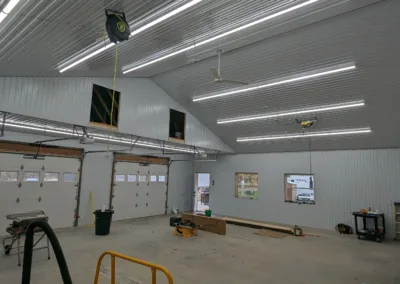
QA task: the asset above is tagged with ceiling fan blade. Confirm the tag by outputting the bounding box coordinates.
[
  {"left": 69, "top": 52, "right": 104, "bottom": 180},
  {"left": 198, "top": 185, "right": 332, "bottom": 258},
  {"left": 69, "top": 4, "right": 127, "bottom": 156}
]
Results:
[
  {"left": 221, "top": 79, "right": 249, "bottom": 85},
  {"left": 210, "top": 67, "right": 222, "bottom": 80}
]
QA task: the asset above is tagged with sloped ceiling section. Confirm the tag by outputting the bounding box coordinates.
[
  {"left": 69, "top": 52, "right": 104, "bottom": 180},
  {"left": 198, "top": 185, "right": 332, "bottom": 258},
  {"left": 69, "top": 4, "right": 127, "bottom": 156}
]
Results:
[
  {"left": 153, "top": 0, "right": 400, "bottom": 153},
  {"left": 0, "top": 0, "right": 379, "bottom": 77}
]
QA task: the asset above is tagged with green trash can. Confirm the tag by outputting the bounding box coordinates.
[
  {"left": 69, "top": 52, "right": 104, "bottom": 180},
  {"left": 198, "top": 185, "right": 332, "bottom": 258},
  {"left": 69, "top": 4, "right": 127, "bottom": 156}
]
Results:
[{"left": 94, "top": 210, "right": 114, "bottom": 235}]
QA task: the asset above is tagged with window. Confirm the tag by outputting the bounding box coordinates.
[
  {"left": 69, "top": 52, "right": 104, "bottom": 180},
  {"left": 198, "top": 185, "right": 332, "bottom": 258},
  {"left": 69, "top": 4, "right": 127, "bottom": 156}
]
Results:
[
  {"left": 115, "top": 174, "right": 126, "bottom": 182},
  {"left": 23, "top": 172, "right": 40, "bottom": 182},
  {"left": 0, "top": 171, "right": 18, "bottom": 182},
  {"left": 169, "top": 109, "right": 185, "bottom": 141},
  {"left": 158, "top": 175, "right": 166, "bottom": 182},
  {"left": 198, "top": 173, "right": 210, "bottom": 187},
  {"left": 284, "top": 174, "right": 315, "bottom": 204},
  {"left": 139, "top": 175, "right": 147, "bottom": 182},
  {"left": 63, "top": 173, "right": 77, "bottom": 182},
  {"left": 127, "top": 175, "right": 137, "bottom": 182},
  {"left": 44, "top": 172, "right": 59, "bottom": 182},
  {"left": 235, "top": 173, "right": 258, "bottom": 200},
  {"left": 90, "top": 84, "right": 120, "bottom": 129},
  {"left": 150, "top": 175, "right": 157, "bottom": 182}
]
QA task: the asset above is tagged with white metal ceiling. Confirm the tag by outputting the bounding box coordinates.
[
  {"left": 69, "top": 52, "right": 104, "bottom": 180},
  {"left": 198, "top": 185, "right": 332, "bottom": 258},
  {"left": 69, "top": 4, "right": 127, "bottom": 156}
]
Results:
[
  {"left": 0, "top": 0, "right": 372, "bottom": 77},
  {"left": 153, "top": 0, "right": 400, "bottom": 153},
  {"left": 0, "top": 0, "right": 398, "bottom": 153}
]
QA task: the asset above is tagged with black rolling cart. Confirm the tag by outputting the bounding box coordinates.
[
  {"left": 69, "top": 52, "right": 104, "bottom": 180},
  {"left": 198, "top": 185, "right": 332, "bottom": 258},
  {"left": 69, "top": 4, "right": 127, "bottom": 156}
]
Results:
[{"left": 352, "top": 212, "right": 385, "bottom": 242}]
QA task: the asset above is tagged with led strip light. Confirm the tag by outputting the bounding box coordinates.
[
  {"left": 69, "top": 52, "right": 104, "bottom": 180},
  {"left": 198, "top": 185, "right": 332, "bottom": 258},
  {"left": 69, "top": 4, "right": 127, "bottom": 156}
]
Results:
[
  {"left": 218, "top": 100, "right": 364, "bottom": 124},
  {"left": 193, "top": 64, "right": 356, "bottom": 102},
  {"left": 237, "top": 128, "right": 371, "bottom": 142},
  {"left": 58, "top": 0, "right": 203, "bottom": 73},
  {"left": 122, "top": 0, "right": 320, "bottom": 74},
  {"left": 0, "top": 0, "right": 21, "bottom": 23}
]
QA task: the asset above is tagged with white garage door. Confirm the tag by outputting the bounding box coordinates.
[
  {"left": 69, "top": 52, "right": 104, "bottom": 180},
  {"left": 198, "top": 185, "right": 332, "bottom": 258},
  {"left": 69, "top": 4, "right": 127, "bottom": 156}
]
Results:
[
  {"left": 0, "top": 153, "right": 80, "bottom": 235},
  {"left": 112, "top": 162, "right": 168, "bottom": 221}
]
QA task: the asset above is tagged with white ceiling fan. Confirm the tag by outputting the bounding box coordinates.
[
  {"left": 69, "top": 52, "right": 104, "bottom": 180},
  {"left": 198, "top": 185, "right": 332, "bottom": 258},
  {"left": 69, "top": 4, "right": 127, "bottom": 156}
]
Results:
[{"left": 197, "top": 50, "right": 248, "bottom": 88}]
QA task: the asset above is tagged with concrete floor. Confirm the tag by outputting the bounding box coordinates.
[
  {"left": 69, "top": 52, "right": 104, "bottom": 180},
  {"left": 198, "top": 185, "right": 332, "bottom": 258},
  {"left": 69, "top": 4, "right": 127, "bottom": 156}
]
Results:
[{"left": 1, "top": 216, "right": 400, "bottom": 284}]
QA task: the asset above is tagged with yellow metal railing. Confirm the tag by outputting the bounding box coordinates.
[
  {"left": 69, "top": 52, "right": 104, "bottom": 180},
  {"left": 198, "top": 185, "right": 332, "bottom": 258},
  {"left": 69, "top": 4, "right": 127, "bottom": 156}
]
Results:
[{"left": 93, "top": 251, "right": 174, "bottom": 284}]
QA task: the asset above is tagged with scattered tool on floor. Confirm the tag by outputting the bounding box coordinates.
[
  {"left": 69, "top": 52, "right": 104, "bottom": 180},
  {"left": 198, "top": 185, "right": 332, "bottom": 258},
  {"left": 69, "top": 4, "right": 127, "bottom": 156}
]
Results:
[
  {"left": 335, "top": 223, "right": 353, "bottom": 234},
  {"left": 174, "top": 219, "right": 198, "bottom": 237},
  {"left": 2, "top": 210, "right": 50, "bottom": 266}
]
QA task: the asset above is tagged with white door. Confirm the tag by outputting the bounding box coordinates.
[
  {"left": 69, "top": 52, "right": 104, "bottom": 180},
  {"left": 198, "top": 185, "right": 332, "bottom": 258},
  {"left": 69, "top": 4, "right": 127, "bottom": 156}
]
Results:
[
  {"left": 112, "top": 162, "right": 168, "bottom": 221},
  {"left": 0, "top": 153, "right": 80, "bottom": 236}
]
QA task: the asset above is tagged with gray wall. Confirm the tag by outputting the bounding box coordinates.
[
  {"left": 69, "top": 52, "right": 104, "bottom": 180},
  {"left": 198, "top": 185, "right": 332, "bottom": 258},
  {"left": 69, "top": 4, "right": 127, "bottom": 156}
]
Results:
[
  {"left": 0, "top": 76, "right": 232, "bottom": 152},
  {"left": 194, "top": 149, "right": 400, "bottom": 236},
  {"left": 1, "top": 131, "right": 194, "bottom": 226}
]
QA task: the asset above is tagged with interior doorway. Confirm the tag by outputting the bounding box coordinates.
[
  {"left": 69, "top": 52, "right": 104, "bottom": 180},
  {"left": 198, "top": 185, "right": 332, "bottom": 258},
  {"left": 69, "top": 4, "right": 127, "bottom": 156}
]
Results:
[{"left": 194, "top": 173, "right": 210, "bottom": 212}]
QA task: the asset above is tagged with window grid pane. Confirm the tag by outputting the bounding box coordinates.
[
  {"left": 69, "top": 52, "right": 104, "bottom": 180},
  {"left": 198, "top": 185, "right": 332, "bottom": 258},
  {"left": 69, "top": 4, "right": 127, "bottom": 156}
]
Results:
[
  {"left": 158, "top": 175, "right": 166, "bottom": 182},
  {"left": 284, "top": 174, "right": 315, "bottom": 204},
  {"left": 150, "top": 175, "right": 157, "bottom": 182},
  {"left": 0, "top": 171, "right": 18, "bottom": 182},
  {"left": 23, "top": 172, "right": 40, "bottom": 182},
  {"left": 128, "top": 175, "right": 137, "bottom": 182},
  {"left": 139, "top": 175, "right": 147, "bottom": 182},
  {"left": 63, "top": 173, "right": 77, "bottom": 182},
  {"left": 235, "top": 173, "right": 259, "bottom": 200},
  {"left": 115, "top": 174, "right": 126, "bottom": 182},
  {"left": 44, "top": 172, "right": 59, "bottom": 182}
]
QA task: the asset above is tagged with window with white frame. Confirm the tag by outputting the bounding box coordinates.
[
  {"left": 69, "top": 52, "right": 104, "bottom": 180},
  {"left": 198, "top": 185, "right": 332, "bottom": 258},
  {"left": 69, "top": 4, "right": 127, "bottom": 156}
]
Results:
[
  {"left": 158, "top": 175, "right": 166, "bottom": 182},
  {"left": 0, "top": 171, "right": 18, "bottom": 182},
  {"left": 63, "top": 173, "right": 77, "bottom": 182},
  {"left": 284, "top": 174, "right": 315, "bottom": 204},
  {"left": 44, "top": 172, "right": 59, "bottom": 182},
  {"left": 23, "top": 172, "right": 40, "bottom": 182},
  {"left": 127, "top": 175, "right": 137, "bottom": 182},
  {"left": 115, "top": 174, "right": 126, "bottom": 182},
  {"left": 235, "top": 173, "right": 258, "bottom": 200},
  {"left": 139, "top": 175, "right": 147, "bottom": 182},
  {"left": 150, "top": 175, "right": 157, "bottom": 182}
]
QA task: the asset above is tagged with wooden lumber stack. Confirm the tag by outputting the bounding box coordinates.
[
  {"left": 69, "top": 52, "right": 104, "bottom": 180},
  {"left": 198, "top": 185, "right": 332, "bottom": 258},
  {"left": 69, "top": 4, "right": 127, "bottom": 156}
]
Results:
[{"left": 181, "top": 213, "right": 226, "bottom": 235}]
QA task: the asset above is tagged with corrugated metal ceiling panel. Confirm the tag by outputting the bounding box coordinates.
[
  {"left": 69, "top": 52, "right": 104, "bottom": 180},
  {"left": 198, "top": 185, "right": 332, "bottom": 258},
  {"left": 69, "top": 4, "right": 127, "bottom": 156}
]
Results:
[
  {"left": 153, "top": 0, "right": 400, "bottom": 153},
  {"left": 0, "top": 0, "right": 370, "bottom": 77}
]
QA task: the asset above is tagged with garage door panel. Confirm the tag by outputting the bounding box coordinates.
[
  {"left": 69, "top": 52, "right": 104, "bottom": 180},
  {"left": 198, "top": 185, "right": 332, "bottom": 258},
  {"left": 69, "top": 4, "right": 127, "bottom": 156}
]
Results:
[
  {"left": 0, "top": 153, "right": 80, "bottom": 235},
  {"left": 112, "top": 161, "right": 167, "bottom": 221}
]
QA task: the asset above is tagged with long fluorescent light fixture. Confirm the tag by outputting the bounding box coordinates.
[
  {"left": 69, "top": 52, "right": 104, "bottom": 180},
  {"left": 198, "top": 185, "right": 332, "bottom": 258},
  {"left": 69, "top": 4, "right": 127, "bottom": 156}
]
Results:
[
  {"left": 194, "top": 63, "right": 356, "bottom": 102},
  {"left": 218, "top": 100, "right": 364, "bottom": 124},
  {"left": 58, "top": 0, "right": 203, "bottom": 73},
  {"left": 237, "top": 128, "right": 371, "bottom": 142},
  {"left": 0, "top": 0, "right": 21, "bottom": 24},
  {"left": 2, "top": 122, "right": 200, "bottom": 153},
  {"left": 122, "top": 0, "right": 320, "bottom": 74}
]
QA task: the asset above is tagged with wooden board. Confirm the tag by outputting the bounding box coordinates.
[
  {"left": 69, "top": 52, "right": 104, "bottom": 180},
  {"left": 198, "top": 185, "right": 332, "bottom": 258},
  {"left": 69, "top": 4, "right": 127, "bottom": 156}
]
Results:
[
  {"left": 223, "top": 217, "right": 294, "bottom": 234},
  {"left": 181, "top": 213, "right": 226, "bottom": 235},
  {"left": 0, "top": 141, "right": 83, "bottom": 158}
]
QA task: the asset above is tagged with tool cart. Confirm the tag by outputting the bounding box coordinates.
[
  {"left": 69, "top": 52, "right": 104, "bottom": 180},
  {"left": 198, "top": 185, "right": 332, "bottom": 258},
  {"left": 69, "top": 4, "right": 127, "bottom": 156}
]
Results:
[{"left": 352, "top": 211, "right": 386, "bottom": 242}]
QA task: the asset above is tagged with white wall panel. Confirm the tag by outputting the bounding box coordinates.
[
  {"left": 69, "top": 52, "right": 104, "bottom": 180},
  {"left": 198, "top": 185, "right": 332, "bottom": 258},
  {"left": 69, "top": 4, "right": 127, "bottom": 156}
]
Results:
[
  {"left": 0, "top": 76, "right": 232, "bottom": 152},
  {"left": 194, "top": 149, "right": 400, "bottom": 236}
]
